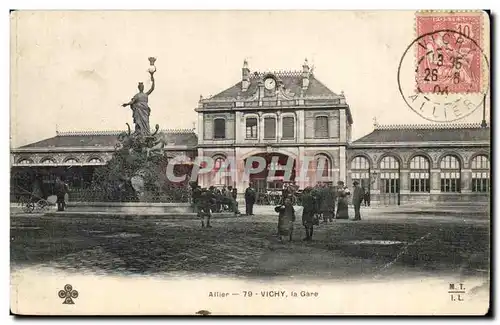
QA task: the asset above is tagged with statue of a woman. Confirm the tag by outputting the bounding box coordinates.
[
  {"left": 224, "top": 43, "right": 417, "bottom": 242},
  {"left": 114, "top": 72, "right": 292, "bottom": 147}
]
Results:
[{"left": 122, "top": 71, "right": 155, "bottom": 136}]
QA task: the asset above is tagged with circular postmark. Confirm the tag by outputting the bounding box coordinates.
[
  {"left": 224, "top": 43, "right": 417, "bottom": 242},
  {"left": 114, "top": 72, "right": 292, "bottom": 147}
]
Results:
[{"left": 398, "top": 29, "right": 489, "bottom": 122}]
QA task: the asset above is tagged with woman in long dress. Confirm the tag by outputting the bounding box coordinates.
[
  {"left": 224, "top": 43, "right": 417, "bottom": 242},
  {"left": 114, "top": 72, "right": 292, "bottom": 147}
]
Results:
[
  {"left": 122, "top": 72, "right": 155, "bottom": 136},
  {"left": 336, "top": 181, "right": 351, "bottom": 219},
  {"left": 275, "top": 196, "right": 295, "bottom": 242}
]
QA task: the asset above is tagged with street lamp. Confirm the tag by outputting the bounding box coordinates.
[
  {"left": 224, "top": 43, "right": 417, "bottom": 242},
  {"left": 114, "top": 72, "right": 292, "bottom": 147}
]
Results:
[{"left": 481, "top": 94, "right": 487, "bottom": 128}]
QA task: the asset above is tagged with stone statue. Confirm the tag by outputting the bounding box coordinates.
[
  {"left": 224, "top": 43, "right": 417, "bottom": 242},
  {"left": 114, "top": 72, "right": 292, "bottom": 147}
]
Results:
[{"left": 122, "top": 61, "right": 156, "bottom": 136}]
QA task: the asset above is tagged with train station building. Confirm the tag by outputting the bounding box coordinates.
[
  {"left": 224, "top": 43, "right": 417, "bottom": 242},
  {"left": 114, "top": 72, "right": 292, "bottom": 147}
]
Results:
[{"left": 10, "top": 60, "right": 490, "bottom": 205}]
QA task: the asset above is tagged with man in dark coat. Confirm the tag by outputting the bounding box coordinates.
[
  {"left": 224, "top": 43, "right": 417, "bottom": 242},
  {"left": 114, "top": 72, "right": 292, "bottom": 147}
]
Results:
[
  {"left": 311, "top": 184, "right": 322, "bottom": 225},
  {"left": 199, "top": 188, "right": 217, "bottom": 228},
  {"left": 244, "top": 183, "right": 256, "bottom": 216},
  {"left": 352, "top": 181, "right": 364, "bottom": 221},
  {"left": 301, "top": 187, "right": 316, "bottom": 241},
  {"left": 324, "top": 184, "right": 337, "bottom": 222},
  {"left": 191, "top": 184, "right": 202, "bottom": 213},
  {"left": 363, "top": 187, "right": 371, "bottom": 207},
  {"left": 319, "top": 183, "right": 332, "bottom": 224},
  {"left": 55, "top": 177, "right": 69, "bottom": 211}
]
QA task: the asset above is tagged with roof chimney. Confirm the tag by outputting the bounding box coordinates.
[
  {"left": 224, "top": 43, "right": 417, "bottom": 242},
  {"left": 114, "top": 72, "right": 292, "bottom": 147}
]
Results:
[
  {"left": 302, "top": 58, "right": 310, "bottom": 90},
  {"left": 242, "top": 59, "right": 250, "bottom": 92}
]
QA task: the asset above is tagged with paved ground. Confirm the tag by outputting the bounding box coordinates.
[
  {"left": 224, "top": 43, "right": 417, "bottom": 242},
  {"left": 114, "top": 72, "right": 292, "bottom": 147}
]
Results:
[{"left": 10, "top": 207, "right": 490, "bottom": 280}]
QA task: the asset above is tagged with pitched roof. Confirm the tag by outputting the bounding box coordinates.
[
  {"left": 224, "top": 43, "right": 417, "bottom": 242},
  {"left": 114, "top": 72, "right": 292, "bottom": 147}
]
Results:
[
  {"left": 209, "top": 71, "right": 339, "bottom": 100},
  {"left": 353, "top": 123, "right": 490, "bottom": 144},
  {"left": 19, "top": 129, "right": 198, "bottom": 149}
]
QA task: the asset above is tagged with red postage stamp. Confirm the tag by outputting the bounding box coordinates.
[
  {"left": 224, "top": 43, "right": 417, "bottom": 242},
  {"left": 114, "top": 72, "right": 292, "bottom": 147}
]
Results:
[{"left": 415, "top": 11, "right": 485, "bottom": 94}]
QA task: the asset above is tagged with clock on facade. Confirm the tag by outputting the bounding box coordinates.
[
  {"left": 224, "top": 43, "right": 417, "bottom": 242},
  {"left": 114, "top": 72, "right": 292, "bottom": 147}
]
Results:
[{"left": 264, "top": 77, "right": 276, "bottom": 90}]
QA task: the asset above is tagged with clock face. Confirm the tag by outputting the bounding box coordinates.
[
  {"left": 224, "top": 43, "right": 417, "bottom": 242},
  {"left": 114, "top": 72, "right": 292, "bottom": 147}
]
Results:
[{"left": 264, "top": 78, "right": 276, "bottom": 90}]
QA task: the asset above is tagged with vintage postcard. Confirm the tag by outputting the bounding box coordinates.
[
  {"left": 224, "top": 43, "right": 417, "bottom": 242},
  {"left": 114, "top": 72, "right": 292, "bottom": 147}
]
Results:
[{"left": 10, "top": 10, "right": 490, "bottom": 315}]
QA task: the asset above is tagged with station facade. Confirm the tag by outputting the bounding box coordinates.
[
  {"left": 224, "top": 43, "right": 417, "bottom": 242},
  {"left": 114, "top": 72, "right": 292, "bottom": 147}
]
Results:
[{"left": 10, "top": 60, "right": 490, "bottom": 205}]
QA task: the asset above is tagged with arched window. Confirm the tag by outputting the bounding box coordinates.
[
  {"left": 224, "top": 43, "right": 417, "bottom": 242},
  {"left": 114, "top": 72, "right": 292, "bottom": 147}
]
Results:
[
  {"left": 64, "top": 158, "right": 78, "bottom": 164},
  {"left": 351, "top": 156, "right": 370, "bottom": 170},
  {"left": 245, "top": 117, "right": 258, "bottom": 139},
  {"left": 351, "top": 156, "right": 370, "bottom": 190},
  {"left": 17, "top": 159, "right": 32, "bottom": 164},
  {"left": 213, "top": 156, "right": 229, "bottom": 186},
  {"left": 410, "top": 156, "right": 430, "bottom": 192},
  {"left": 315, "top": 154, "right": 331, "bottom": 182},
  {"left": 440, "top": 155, "right": 461, "bottom": 192},
  {"left": 282, "top": 116, "right": 295, "bottom": 139},
  {"left": 40, "top": 158, "right": 55, "bottom": 164},
  {"left": 471, "top": 155, "right": 490, "bottom": 192},
  {"left": 213, "top": 118, "right": 226, "bottom": 139},
  {"left": 264, "top": 116, "right": 276, "bottom": 139},
  {"left": 380, "top": 156, "right": 399, "bottom": 169},
  {"left": 88, "top": 158, "right": 102, "bottom": 164},
  {"left": 379, "top": 156, "right": 400, "bottom": 201},
  {"left": 314, "top": 116, "right": 329, "bottom": 138}
]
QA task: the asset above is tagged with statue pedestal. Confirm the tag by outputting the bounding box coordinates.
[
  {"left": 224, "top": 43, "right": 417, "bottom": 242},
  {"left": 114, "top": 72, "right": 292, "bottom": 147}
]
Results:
[{"left": 89, "top": 124, "right": 187, "bottom": 203}]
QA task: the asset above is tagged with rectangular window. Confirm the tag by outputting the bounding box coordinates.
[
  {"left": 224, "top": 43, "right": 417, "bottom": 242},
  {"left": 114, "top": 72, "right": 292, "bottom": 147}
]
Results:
[
  {"left": 264, "top": 117, "right": 276, "bottom": 139},
  {"left": 472, "top": 172, "right": 490, "bottom": 192},
  {"left": 381, "top": 179, "right": 400, "bottom": 193},
  {"left": 282, "top": 116, "right": 294, "bottom": 139},
  {"left": 245, "top": 118, "right": 258, "bottom": 139},
  {"left": 410, "top": 172, "right": 430, "bottom": 192},
  {"left": 213, "top": 119, "right": 226, "bottom": 139},
  {"left": 314, "top": 116, "right": 329, "bottom": 138},
  {"left": 440, "top": 172, "right": 461, "bottom": 193},
  {"left": 410, "top": 178, "right": 430, "bottom": 192}
]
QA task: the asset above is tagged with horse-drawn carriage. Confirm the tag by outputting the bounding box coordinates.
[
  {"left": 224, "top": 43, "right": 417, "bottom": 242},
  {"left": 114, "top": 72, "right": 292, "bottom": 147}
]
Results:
[{"left": 15, "top": 187, "right": 56, "bottom": 213}]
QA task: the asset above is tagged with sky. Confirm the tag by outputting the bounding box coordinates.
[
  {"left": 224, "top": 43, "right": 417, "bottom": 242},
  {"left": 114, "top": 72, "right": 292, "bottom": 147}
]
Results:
[{"left": 10, "top": 10, "right": 490, "bottom": 148}]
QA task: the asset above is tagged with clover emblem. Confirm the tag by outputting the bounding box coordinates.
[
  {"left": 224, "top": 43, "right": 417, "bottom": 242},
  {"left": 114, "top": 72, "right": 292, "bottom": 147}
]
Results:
[{"left": 58, "top": 284, "right": 79, "bottom": 304}]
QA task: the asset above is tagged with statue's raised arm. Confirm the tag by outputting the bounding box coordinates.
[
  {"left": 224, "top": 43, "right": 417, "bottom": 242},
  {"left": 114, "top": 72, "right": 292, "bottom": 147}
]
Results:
[{"left": 146, "top": 72, "right": 155, "bottom": 95}]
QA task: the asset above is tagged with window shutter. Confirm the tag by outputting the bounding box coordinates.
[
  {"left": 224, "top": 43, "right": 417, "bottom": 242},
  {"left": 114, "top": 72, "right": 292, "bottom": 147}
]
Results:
[
  {"left": 282, "top": 117, "right": 294, "bottom": 139},
  {"left": 214, "top": 119, "right": 226, "bottom": 139},
  {"left": 264, "top": 117, "right": 276, "bottom": 139}
]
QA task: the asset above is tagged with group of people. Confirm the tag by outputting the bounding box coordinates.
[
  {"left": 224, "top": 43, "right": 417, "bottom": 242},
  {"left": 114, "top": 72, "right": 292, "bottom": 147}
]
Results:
[
  {"left": 191, "top": 180, "right": 367, "bottom": 236},
  {"left": 190, "top": 183, "right": 241, "bottom": 228},
  {"left": 276, "top": 181, "right": 366, "bottom": 242}
]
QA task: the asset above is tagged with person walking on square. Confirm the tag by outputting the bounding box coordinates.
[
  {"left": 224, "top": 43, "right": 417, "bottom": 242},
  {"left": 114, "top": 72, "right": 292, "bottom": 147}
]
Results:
[
  {"left": 208, "top": 186, "right": 218, "bottom": 213},
  {"left": 319, "top": 183, "right": 331, "bottom": 224},
  {"left": 199, "top": 188, "right": 216, "bottom": 228},
  {"left": 301, "top": 187, "right": 316, "bottom": 241},
  {"left": 352, "top": 181, "right": 364, "bottom": 221},
  {"left": 364, "top": 187, "right": 371, "bottom": 207},
  {"left": 336, "top": 181, "right": 350, "bottom": 219},
  {"left": 324, "top": 183, "right": 337, "bottom": 222},
  {"left": 215, "top": 188, "right": 223, "bottom": 212},
  {"left": 244, "top": 183, "right": 256, "bottom": 216},
  {"left": 55, "top": 177, "right": 69, "bottom": 212},
  {"left": 311, "top": 184, "right": 322, "bottom": 225},
  {"left": 275, "top": 196, "right": 296, "bottom": 243},
  {"left": 191, "top": 184, "right": 202, "bottom": 213}
]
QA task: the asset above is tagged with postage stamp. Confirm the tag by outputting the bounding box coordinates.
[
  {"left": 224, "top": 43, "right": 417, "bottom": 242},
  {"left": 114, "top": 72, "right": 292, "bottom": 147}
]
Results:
[
  {"left": 397, "top": 11, "right": 490, "bottom": 122},
  {"left": 414, "top": 11, "right": 484, "bottom": 94}
]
